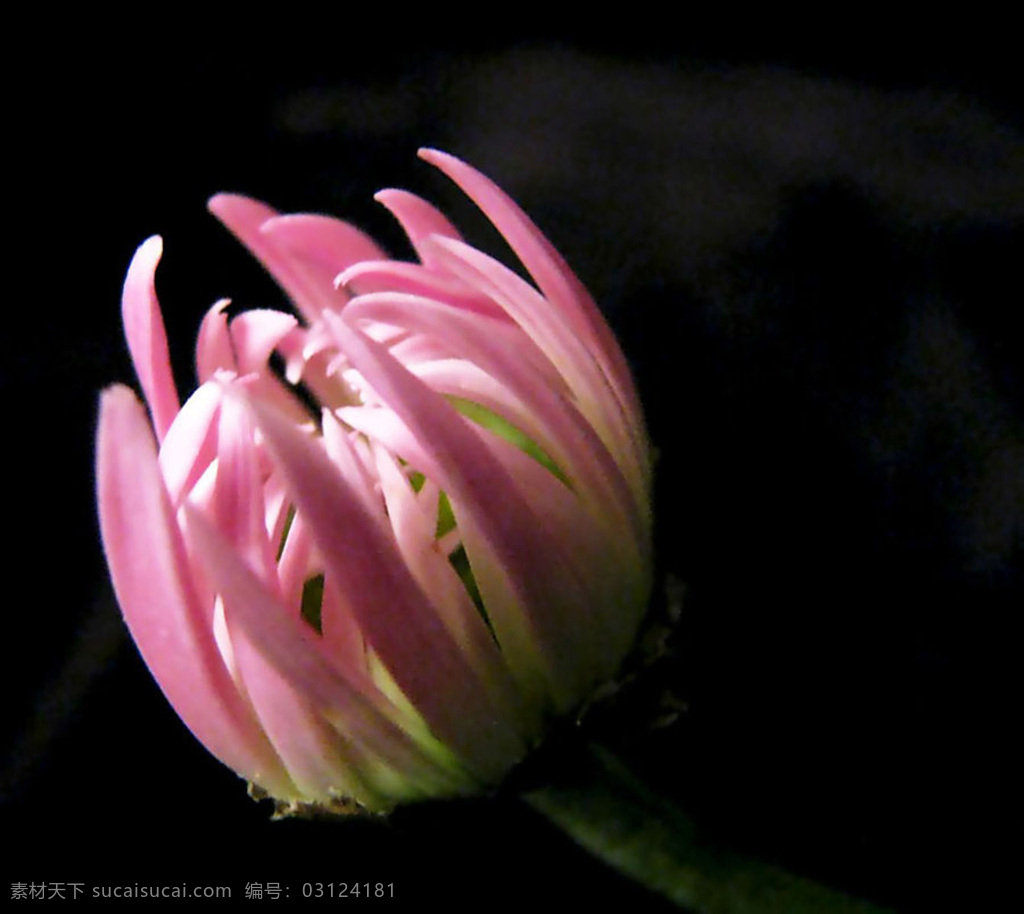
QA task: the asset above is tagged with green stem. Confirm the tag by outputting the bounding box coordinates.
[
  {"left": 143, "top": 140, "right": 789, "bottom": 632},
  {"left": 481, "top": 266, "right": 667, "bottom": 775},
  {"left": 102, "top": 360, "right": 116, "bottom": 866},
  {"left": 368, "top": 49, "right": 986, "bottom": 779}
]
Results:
[{"left": 523, "top": 744, "right": 894, "bottom": 914}]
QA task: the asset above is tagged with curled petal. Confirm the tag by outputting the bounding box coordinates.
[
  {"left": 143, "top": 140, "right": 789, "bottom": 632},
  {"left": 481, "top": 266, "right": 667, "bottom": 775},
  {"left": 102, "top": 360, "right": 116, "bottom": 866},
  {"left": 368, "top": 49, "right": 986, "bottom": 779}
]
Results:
[
  {"left": 424, "top": 233, "right": 650, "bottom": 512},
  {"left": 344, "top": 291, "right": 644, "bottom": 542},
  {"left": 196, "top": 299, "right": 236, "bottom": 381},
  {"left": 121, "top": 237, "right": 180, "bottom": 441},
  {"left": 374, "top": 188, "right": 463, "bottom": 268},
  {"left": 212, "top": 390, "right": 277, "bottom": 583},
  {"left": 185, "top": 505, "right": 476, "bottom": 804},
  {"left": 229, "top": 309, "right": 298, "bottom": 374},
  {"left": 210, "top": 192, "right": 387, "bottom": 324},
  {"left": 324, "top": 312, "right": 610, "bottom": 709},
  {"left": 419, "top": 148, "right": 642, "bottom": 423},
  {"left": 259, "top": 213, "right": 387, "bottom": 316},
  {"left": 158, "top": 381, "right": 223, "bottom": 506},
  {"left": 372, "top": 443, "right": 535, "bottom": 735},
  {"left": 337, "top": 259, "right": 506, "bottom": 319},
  {"left": 97, "top": 386, "right": 293, "bottom": 796},
  {"left": 241, "top": 387, "right": 529, "bottom": 780}
]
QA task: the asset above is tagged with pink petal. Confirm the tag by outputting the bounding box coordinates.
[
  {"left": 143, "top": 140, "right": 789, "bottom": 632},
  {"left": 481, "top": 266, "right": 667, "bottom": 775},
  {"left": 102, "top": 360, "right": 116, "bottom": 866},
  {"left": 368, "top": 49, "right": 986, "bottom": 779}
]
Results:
[
  {"left": 372, "top": 444, "right": 534, "bottom": 733},
  {"left": 334, "top": 405, "right": 437, "bottom": 477},
  {"left": 385, "top": 333, "right": 452, "bottom": 369},
  {"left": 338, "top": 394, "right": 646, "bottom": 673},
  {"left": 320, "top": 409, "right": 385, "bottom": 522},
  {"left": 425, "top": 233, "right": 651, "bottom": 509},
  {"left": 96, "top": 385, "right": 293, "bottom": 796},
  {"left": 209, "top": 196, "right": 373, "bottom": 324},
  {"left": 226, "top": 622, "right": 375, "bottom": 804},
  {"left": 422, "top": 234, "right": 607, "bottom": 400},
  {"left": 475, "top": 427, "right": 649, "bottom": 675},
  {"left": 274, "top": 508, "right": 368, "bottom": 680},
  {"left": 228, "top": 309, "right": 298, "bottom": 374},
  {"left": 261, "top": 469, "right": 291, "bottom": 547},
  {"left": 212, "top": 391, "right": 277, "bottom": 584},
  {"left": 336, "top": 259, "right": 507, "bottom": 319},
  {"left": 158, "top": 380, "right": 223, "bottom": 506},
  {"left": 259, "top": 210, "right": 386, "bottom": 320},
  {"left": 275, "top": 330, "right": 357, "bottom": 413},
  {"left": 185, "top": 504, "right": 476, "bottom": 800},
  {"left": 346, "top": 290, "right": 562, "bottom": 387},
  {"left": 344, "top": 291, "right": 643, "bottom": 541},
  {"left": 120, "top": 237, "right": 180, "bottom": 442},
  {"left": 196, "top": 299, "right": 237, "bottom": 382},
  {"left": 241, "top": 388, "right": 528, "bottom": 780},
  {"left": 374, "top": 188, "right": 463, "bottom": 269},
  {"left": 419, "top": 148, "right": 642, "bottom": 428},
  {"left": 323, "top": 312, "right": 603, "bottom": 710}
]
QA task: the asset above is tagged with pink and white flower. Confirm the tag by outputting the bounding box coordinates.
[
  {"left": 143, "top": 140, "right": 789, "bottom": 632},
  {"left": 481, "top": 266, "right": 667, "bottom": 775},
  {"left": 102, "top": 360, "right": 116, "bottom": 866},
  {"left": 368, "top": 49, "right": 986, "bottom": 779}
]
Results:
[{"left": 97, "top": 150, "right": 652, "bottom": 812}]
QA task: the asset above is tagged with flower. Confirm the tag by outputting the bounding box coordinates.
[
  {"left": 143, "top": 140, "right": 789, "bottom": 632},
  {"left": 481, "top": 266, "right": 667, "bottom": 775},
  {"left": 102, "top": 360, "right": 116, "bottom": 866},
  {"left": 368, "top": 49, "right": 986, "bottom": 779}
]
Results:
[{"left": 97, "top": 149, "right": 653, "bottom": 813}]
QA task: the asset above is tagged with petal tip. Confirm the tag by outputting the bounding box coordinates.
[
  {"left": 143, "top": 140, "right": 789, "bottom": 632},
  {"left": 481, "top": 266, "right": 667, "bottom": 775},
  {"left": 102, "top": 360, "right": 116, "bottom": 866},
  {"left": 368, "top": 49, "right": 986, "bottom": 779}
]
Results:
[
  {"left": 207, "top": 192, "right": 241, "bottom": 214},
  {"left": 207, "top": 193, "right": 278, "bottom": 228},
  {"left": 98, "top": 383, "right": 145, "bottom": 423},
  {"left": 138, "top": 234, "right": 164, "bottom": 259},
  {"left": 125, "top": 235, "right": 164, "bottom": 286}
]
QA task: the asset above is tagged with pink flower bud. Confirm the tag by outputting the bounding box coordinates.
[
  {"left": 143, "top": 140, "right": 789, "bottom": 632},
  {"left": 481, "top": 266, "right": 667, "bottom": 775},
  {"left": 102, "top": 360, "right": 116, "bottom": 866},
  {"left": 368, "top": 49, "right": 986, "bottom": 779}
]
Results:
[{"left": 97, "top": 150, "right": 653, "bottom": 812}]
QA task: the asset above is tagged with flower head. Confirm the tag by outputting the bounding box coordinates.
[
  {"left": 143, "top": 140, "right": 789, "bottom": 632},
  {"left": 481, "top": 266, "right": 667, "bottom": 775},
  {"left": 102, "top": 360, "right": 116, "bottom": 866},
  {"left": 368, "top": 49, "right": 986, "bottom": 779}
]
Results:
[{"left": 97, "top": 150, "right": 652, "bottom": 812}]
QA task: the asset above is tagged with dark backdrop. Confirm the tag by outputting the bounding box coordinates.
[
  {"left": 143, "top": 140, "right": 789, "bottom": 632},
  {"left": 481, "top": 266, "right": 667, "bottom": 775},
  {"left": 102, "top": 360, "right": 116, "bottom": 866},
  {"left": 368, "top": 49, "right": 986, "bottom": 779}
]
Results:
[{"left": 4, "top": 35, "right": 1020, "bottom": 912}]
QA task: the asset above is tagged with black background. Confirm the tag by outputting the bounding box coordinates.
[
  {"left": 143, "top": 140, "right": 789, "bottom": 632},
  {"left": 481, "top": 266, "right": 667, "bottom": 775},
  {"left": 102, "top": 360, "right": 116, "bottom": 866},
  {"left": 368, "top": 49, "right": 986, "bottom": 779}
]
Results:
[{"left": 4, "top": 31, "right": 1020, "bottom": 912}]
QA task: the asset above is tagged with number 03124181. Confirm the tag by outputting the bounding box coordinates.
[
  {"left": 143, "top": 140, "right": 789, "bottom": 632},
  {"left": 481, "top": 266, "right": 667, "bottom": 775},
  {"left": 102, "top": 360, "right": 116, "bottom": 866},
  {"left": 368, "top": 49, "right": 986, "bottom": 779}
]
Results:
[{"left": 301, "top": 883, "right": 394, "bottom": 899}]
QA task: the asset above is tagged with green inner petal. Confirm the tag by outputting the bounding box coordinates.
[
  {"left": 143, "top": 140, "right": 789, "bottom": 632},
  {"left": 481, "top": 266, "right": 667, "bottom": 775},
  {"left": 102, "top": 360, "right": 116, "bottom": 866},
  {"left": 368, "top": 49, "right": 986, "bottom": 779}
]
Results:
[
  {"left": 447, "top": 396, "right": 570, "bottom": 487},
  {"left": 448, "top": 543, "right": 489, "bottom": 623},
  {"left": 436, "top": 490, "right": 457, "bottom": 539},
  {"left": 365, "top": 651, "right": 481, "bottom": 793},
  {"left": 276, "top": 504, "right": 297, "bottom": 561},
  {"left": 300, "top": 573, "right": 325, "bottom": 634}
]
